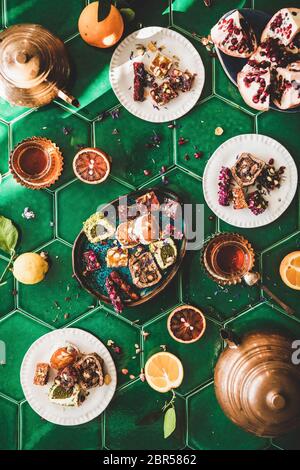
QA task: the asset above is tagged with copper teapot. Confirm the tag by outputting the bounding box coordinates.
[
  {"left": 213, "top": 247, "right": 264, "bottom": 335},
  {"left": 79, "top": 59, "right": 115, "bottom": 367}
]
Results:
[
  {"left": 0, "top": 24, "right": 79, "bottom": 108},
  {"left": 214, "top": 329, "right": 300, "bottom": 437}
]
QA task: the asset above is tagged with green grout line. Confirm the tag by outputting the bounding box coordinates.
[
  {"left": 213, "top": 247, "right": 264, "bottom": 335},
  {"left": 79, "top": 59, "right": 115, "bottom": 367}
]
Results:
[
  {"left": 18, "top": 402, "right": 22, "bottom": 450},
  {"left": 9, "top": 107, "right": 37, "bottom": 126},
  {"left": 62, "top": 305, "right": 102, "bottom": 328},
  {"left": 53, "top": 99, "right": 94, "bottom": 123},
  {"left": 17, "top": 307, "right": 56, "bottom": 330},
  {"left": 270, "top": 440, "right": 284, "bottom": 450},
  {"left": 0, "top": 391, "right": 19, "bottom": 404},
  {"left": 260, "top": 230, "right": 300, "bottom": 255},
  {"left": 108, "top": 173, "right": 136, "bottom": 191},
  {"left": 173, "top": 120, "right": 177, "bottom": 165},
  {"left": 63, "top": 31, "right": 80, "bottom": 44},
  {"left": 55, "top": 236, "right": 73, "bottom": 248},
  {"left": 98, "top": 303, "right": 143, "bottom": 330},
  {"left": 168, "top": 0, "right": 173, "bottom": 27},
  {"left": 91, "top": 120, "right": 96, "bottom": 147},
  {"left": 214, "top": 92, "right": 257, "bottom": 117},
  {"left": 185, "top": 379, "right": 214, "bottom": 400}
]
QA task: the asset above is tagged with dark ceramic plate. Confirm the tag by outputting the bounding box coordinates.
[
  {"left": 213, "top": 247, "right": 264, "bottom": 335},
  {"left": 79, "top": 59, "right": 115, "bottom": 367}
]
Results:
[
  {"left": 73, "top": 188, "right": 186, "bottom": 307},
  {"left": 216, "top": 8, "right": 300, "bottom": 113}
]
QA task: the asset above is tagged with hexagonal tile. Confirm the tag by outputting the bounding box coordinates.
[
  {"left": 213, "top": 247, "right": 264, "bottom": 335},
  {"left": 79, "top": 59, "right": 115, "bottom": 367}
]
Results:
[
  {"left": 0, "top": 121, "right": 9, "bottom": 174},
  {"left": 253, "top": 1, "right": 300, "bottom": 14},
  {"left": 187, "top": 383, "right": 267, "bottom": 450},
  {"left": 214, "top": 61, "right": 257, "bottom": 114},
  {"left": 257, "top": 110, "right": 300, "bottom": 172},
  {"left": 143, "top": 310, "right": 222, "bottom": 395},
  {"left": 0, "top": 258, "right": 15, "bottom": 318},
  {"left": 176, "top": 98, "right": 254, "bottom": 177},
  {"left": 56, "top": 177, "right": 129, "bottom": 244},
  {"left": 20, "top": 401, "right": 102, "bottom": 450},
  {"left": 261, "top": 233, "right": 300, "bottom": 319},
  {"left": 72, "top": 308, "right": 141, "bottom": 388},
  {"left": 65, "top": 35, "right": 118, "bottom": 120},
  {"left": 182, "top": 249, "right": 261, "bottom": 322},
  {"left": 171, "top": 0, "right": 251, "bottom": 37},
  {"left": 224, "top": 301, "right": 300, "bottom": 337},
  {"left": 6, "top": 0, "right": 85, "bottom": 40},
  {"left": 0, "top": 311, "right": 50, "bottom": 400},
  {"left": 18, "top": 240, "right": 93, "bottom": 327},
  {"left": 0, "top": 397, "right": 18, "bottom": 450},
  {"left": 95, "top": 108, "right": 174, "bottom": 187},
  {"left": 0, "top": 98, "right": 29, "bottom": 124},
  {"left": 105, "top": 380, "right": 186, "bottom": 450},
  {"left": 11, "top": 104, "right": 91, "bottom": 187},
  {"left": 219, "top": 194, "right": 299, "bottom": 252},
  {"left": 0, "top": 175, "right": 54, "bottom": 252}
]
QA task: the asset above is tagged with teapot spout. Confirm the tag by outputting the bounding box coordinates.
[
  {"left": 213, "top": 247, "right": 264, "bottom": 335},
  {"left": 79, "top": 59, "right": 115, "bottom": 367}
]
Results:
[
  {"left": 220, "top": 328, "right": 240, "bottom": 349},
  {"left": 57, "top": 88, "right": 80, "bottom": 108}
]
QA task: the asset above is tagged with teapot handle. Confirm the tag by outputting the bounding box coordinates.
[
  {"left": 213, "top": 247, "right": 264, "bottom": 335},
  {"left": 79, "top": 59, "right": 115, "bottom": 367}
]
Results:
[{"left": 56, "top": 89, "right": 80, "bottom": 108}]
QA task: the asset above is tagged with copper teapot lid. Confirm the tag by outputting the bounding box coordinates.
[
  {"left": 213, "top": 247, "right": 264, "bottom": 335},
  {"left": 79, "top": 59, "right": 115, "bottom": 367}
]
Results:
[
  {"left": 0, "top": 24, "right": 70, "bottom": 107},
  {"left": 214, "top": 330, "right": 300, "bottom": 437}
]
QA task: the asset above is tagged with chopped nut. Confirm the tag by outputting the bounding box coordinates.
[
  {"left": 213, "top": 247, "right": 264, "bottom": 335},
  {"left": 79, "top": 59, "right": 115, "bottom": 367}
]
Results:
[
  {"left": 147, "top": 41, "right": 157, "bottom": 52},
  {"left": 215, "top": 127, "right": 224, "bottom": 136},
  {"left": 121, "top": 368, "right": 128, "bottom": 375},
  {"left": 104, "top": 374, "right": 112, "bottom": 385}
]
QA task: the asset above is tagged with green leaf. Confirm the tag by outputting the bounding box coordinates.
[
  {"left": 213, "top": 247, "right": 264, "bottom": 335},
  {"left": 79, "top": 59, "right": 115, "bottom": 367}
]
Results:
[
  {"left": 0, "top": 215, "right": 18, "bottom": 254},
  {"left": 120, "top": 7, "right": 135, "bottom": 23},
  {"left": 163, "top": 406, "right": 176, "bottom": 439}
]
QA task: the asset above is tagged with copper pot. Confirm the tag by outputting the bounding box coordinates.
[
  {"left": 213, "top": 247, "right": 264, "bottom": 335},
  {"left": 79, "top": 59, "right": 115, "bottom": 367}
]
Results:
[
  {"left": 0, "top": 24, "right": 79, "bottom": 108},
  {"left": 214, "top": 329, "right": 300, "bottom": 437}
]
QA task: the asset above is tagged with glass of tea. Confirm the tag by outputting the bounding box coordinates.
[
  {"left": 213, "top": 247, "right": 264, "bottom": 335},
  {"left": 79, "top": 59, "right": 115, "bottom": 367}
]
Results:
[
  {"left": 16, "top": 143, "right": 51, "bottom": 181},
  {"left": 9, "top": 137, "right": 63, "bottom": 189},
  {"left": 202, "top": 233, "right": 256, "bottom": 286}
]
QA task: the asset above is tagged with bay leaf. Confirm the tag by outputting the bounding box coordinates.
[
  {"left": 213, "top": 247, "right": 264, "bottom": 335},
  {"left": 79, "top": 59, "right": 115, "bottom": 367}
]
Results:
[
  {"left": 0, "top": 216, "right": 18, "bottom": 254},
  {"left": 163, "top": 406, "right": 176, "bottom": 439}
]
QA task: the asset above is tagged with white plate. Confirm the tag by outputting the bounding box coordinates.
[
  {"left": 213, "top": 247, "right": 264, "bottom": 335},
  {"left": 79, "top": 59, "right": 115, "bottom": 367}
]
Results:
[
  {"left": 20, "top": 328, "right": 117, "bottom": 426},
  {"left": 203, "top": 134, "right": 298, "bottom": 228},
  {"left": 110, "top": 26, "right": 205, "bottom": 122}
]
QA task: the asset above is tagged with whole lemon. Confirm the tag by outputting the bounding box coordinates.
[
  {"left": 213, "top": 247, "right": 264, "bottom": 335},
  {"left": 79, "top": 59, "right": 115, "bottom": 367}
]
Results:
[{"left": 13, "top": 253, "right": 49, "bottom": 285}]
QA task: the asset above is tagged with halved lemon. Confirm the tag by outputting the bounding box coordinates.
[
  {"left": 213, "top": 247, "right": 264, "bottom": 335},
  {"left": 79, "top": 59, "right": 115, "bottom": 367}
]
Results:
[
  {"left": 144, "top": 352, "right": 184, "bottom": 393},
  {"left": 279, "top": 251, "right": 300, "bottom": 290}
]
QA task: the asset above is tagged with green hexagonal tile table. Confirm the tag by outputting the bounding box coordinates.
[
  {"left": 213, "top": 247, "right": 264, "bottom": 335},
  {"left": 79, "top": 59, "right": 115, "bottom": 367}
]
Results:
[{"left": 0, "top": 0, "right": 300, "bottom": 452}]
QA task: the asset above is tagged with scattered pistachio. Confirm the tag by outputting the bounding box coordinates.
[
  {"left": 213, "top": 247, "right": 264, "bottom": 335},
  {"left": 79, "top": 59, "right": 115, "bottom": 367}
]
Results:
[
  {"left": 107, "top": 339, "right": 114, "bottom": 347},
  {"left": 160, "top": 344, "right": 167, "bottom": 352}
]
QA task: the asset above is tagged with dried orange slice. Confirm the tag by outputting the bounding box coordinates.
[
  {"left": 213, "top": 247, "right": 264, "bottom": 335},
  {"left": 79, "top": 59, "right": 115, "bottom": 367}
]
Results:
[
  {"left": 144, "top": 352, "right": 184, "bottom": 393},
  {"left": 279, "top": 251, "right": 300, "bottom": 290},
  {"left": 73, "top": 147, "right": 110, "bottom": 184}
]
